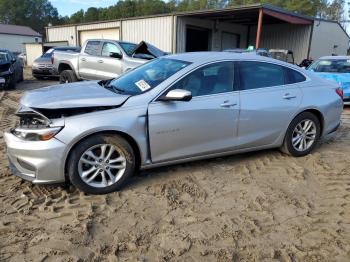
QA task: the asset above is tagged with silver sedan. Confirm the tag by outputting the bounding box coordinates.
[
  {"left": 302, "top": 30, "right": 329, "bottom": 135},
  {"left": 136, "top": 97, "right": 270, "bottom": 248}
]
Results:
[{"left": 5, "top": 52, "right": 343, "bottom": 194}]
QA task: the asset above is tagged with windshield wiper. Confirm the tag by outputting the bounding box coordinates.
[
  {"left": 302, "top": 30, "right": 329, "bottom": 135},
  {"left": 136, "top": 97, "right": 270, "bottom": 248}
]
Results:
[{"left": 98, "top": 80, "right": 125, "bottom": 94}]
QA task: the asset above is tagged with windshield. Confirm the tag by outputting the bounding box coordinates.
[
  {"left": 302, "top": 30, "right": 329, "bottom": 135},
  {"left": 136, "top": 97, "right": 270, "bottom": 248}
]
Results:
[
  {"left": 308, "top": 59, "right": 350, "bottom": 73},
  {"left": 104, "top": 58, "right": 190, "bottom": 95},
  {"left": 119, "top": 42, "right": 137, "bottom": 56},
  {"left": 0, "top": 52, "right": 8, "bottom": 62}
]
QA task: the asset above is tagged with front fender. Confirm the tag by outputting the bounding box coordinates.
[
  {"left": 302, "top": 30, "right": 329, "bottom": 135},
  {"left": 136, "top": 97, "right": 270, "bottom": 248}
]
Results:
[{"left": 54, "top": 106, "right": 149, "bottom": 176}]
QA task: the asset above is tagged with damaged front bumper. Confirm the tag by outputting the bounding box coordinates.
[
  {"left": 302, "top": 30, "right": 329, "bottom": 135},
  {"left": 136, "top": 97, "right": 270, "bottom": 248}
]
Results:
[{"left": 4, "top": 131, "right": 67, "bottom": 184}]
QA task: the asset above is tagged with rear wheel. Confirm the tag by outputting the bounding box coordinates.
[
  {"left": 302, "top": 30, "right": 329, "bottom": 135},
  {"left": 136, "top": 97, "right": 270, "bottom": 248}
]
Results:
[
  {"left": 59, "top": 70, "right": 77, "bottom": 84},
  {"left": 67, "top": 134, "right": 135, "bottom": 194},
  {"left": 281, "top": 112, "right": 321, "bottom": 157}
]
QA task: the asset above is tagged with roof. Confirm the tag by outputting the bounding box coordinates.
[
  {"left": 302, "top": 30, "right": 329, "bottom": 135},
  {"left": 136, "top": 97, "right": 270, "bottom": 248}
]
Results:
[
  {"left": 319, "top": 56, "right": 350, "bottom": 60},
  {"left": 166, "top": 51, "right": 286, "bottom": 64},
  {"left": 0, "top": 24, "right": 41, "bottom": 37},
  {"left": 46, "top": 3, "right": 315, "bottom": 28}
]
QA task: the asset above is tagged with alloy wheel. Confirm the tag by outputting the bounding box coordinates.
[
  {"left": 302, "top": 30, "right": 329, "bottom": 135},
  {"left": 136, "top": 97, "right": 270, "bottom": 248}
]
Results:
[
  {"left": 78, "top": 144, "right": 127, "bottom": 188},
  {"left": 292, "top": 119, "right": 317, "bottom": 152}
]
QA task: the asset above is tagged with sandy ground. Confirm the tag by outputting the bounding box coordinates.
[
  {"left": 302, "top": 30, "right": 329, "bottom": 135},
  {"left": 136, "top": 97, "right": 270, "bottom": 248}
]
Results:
[{"left": 1, "top": 69, "right": 350, "bottom": 261}]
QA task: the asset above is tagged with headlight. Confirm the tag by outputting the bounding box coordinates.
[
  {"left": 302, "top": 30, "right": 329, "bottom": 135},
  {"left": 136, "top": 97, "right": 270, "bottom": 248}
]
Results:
[
  {"left": 32, "top": 63, "right": 38, "bottom": 68},
  {"left": 12, "top": 126, "right": 63, "bottom": 141}
]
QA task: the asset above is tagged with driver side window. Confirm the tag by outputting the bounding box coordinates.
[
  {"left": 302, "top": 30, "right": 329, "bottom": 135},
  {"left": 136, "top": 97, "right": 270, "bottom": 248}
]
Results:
[
  {"left": 171, "top": 62, "right": 234, "bottom": 97},
  {"left": 102, "top": 42, "right": 121, "bottom": 57}
]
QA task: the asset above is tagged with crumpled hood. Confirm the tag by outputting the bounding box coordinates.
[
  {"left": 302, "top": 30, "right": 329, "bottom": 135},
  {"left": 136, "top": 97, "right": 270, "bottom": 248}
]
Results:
[
  {"left": 313, "top": 72, "right": 350, "bottom": 96},
  {"left": 132, "top": 41, "right": 168, "bottom": 60},
  {"left": 21, "top": 81, "right": 131, "bottom": 109}
]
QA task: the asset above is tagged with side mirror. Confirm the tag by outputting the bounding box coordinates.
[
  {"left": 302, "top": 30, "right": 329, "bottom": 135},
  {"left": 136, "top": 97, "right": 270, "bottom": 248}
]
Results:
[
  {"left": 110, "top": 52, "right": 122, "bottom": 59},
  {"left": 159, "top": 89, "right": 192, "bottom": 102}
]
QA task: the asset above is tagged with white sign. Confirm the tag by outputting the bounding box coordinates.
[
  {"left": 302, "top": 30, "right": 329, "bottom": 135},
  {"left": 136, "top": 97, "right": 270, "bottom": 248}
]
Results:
[{"left": 135, "top": 79, "right": 151, "bottom": 92}]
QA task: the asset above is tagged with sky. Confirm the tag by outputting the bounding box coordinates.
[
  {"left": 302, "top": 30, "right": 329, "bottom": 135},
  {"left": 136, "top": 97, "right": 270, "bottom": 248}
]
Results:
[{"left": 50, "top": 0, "right": 117, "bottom": 17}]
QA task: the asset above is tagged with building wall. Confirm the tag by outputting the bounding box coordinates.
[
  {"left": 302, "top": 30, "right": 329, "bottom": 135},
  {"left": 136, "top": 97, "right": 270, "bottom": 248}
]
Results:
[
  {"left": 47, "top": 18, "right": 174, "bottom": 51},
  {"left": 25, "top": 43, "right": 43, "bottom": 66},
  {"left": 0, "top": 34, "right": 42, "bottom": 53},
  {"left": 249, "top": 24, "right": 312, "bottom": 64},
  {"left": 47, "top": 26, "right": 76, "bottom": 45},
  {"left": 176, "top": 17, "right": 248, "bottom": 53},
  {"left": 310, "top": 20, "right": 349, "bottom": 60},
  {"left": 122, "top": 16, "right": 174, "bottom": 52}
]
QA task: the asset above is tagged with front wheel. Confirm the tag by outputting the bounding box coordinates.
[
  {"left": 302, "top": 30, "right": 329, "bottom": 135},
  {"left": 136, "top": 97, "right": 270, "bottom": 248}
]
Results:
[
  {"left": 59, "top": 70, "right": 77, "bottom": 84},
  {"left": 281, "top": 112, "right": 321, "bottom": 157},
  {"left": 5, "top": 75, "right": 16, "bottom": 89},
  {"left": 67, "top": 134, "right": 136, "bottom": 194}
]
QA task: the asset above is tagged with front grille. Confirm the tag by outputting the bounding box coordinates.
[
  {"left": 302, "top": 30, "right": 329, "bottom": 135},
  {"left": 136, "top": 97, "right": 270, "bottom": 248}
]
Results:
[{"left": 37, "top": 64, "right": 53, "bottom": 70}]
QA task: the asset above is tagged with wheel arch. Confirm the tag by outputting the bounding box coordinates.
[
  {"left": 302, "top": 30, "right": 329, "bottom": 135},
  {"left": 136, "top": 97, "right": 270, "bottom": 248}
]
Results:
[
  {"left": 58, "top": 62, "right": 74, "bottom": 74},
  {"left": 283, "top": 107, "right": 325, "bottom": 140},
  {"left": 298, "top": 108, "right": 325, "bottom": 135},
  {"left": 63, "top": 130, "right": 142, "bottom": 181}
]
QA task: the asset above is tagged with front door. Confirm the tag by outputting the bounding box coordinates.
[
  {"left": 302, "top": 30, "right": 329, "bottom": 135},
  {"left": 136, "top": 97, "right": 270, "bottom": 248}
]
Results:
[
  {"left": 94, "top": 41, "right": 123, "bottom": 80},
  {"left": 148, "top": 61, "right": 239, "bottom": 163}
]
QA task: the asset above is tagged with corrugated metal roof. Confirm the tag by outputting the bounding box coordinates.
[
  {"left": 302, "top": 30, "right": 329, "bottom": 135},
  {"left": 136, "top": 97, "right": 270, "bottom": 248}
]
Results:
[
  {"left": 0, "top": 24, "right": 41, "bottom": 37},
  {"left": 46, "top": 3, "right": 317, "bottom": 29}
]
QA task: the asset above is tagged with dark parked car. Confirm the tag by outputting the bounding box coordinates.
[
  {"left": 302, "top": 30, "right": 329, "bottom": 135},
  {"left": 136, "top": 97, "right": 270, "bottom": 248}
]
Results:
[
  {"left": 32, "top": 46, "right": 80, "bottom": 79},
  {"left": 0, "top": 49, "right": 23, "bottom": 89}
]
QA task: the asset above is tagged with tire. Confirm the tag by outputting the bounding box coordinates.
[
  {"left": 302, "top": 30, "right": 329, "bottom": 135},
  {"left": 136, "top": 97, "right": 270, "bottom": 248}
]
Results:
[
  {"left": 67, "top": 134, "right": 136, "bottom": 194},
  {"left": 5, "top": 75, "right": 16, "bottom": 90},
  {"left": 281, "top": 112, "right": 321, "bottom": 157},
  {"left": 18, "top": 70, "right": 24, "bottom": 82},
  {"left": 59, "top": 70, "right": 77, "bottom": 84}
]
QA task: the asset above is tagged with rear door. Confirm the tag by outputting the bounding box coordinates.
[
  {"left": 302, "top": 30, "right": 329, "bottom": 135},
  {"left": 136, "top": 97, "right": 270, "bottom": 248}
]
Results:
[
  {"left": 94, "top": 41, "right": 123, "bottom": 80},
  {"left": 78, "top": 40, "right": 101, "bottom": 80},
  {"left": 237, "top": 61, "right": 304, "bottom": 149},
  {"left": 148, "top": 61, "right": 240, "bottom": 163}
]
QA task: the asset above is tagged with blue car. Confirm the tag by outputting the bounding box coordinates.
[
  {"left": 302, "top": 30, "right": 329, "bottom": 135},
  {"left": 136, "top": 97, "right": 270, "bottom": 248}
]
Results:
[{"left": 308, "top": 56, "right": 350, "bottom": 102}]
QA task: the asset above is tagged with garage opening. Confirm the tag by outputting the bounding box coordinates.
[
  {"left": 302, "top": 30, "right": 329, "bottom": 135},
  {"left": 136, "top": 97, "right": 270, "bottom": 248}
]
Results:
[
  {"left": 221, "top": 32, "right": 240, "bottom": 50},
  {"left": 186, "top": 27, "right": 211, "bottom": 52}
]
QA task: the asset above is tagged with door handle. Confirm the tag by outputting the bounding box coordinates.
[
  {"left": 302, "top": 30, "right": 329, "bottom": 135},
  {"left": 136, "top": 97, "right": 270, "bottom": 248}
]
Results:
[
  {"left": 283, "top": 93, "right": 297, "bottom": 100},
  {"left": 220, "top": 101, "right": 237, "bottom": 108},
  {"left": 98, "top": 60, "right": 104, "bottom": 63},
  {"left": 81, "top": 58, "right": 86, "bottom": 62}
]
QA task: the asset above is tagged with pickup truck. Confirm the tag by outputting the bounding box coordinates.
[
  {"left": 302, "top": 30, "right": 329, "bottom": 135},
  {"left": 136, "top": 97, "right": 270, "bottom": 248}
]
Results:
[{"left": 53, "top": 39, "right": 166, "bottom": 83}]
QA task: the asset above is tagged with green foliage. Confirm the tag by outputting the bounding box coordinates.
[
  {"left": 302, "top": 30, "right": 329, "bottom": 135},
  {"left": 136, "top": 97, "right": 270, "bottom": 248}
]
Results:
[
  {"left": 63, "top": 0, "right": 345, "bottom": 25},
  {"left": 0, "top": 0, "right": 345, "bottom": 35},
  {"left": 0, "top": 0, "right": 61, "bottom": 35}
]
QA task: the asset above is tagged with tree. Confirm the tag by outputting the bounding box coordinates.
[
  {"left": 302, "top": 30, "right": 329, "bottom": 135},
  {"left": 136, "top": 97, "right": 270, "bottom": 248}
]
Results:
[
  {"left": 85, "top": 7, "right": 100, "bottom": 22},
  {"left": 48, "top": 0, "right": 348, "bottom": 28},
  {"left": 0, "top": 0, "right": 61, "bottom": 35}
]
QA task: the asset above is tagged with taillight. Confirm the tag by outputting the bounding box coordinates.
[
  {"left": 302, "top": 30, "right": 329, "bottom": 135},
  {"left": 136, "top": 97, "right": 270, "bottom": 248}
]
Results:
[
  {"left": 336, "top": 88, "right": 343, "bottom": 100},
  {"left": 51, "top": 54, "right": 54, "bottom": 64}
]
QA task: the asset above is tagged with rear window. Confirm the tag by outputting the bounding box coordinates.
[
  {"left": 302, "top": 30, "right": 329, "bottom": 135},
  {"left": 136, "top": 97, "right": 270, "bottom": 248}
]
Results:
[
  {"left": 84, "top": 41, "right": 100, "bottom": 56},
  {"left": 284, "top": 68, "right": 306, "bottom": 84},
  {"left": 42, "top": 48, "right": 54, "bottom": 58}
]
